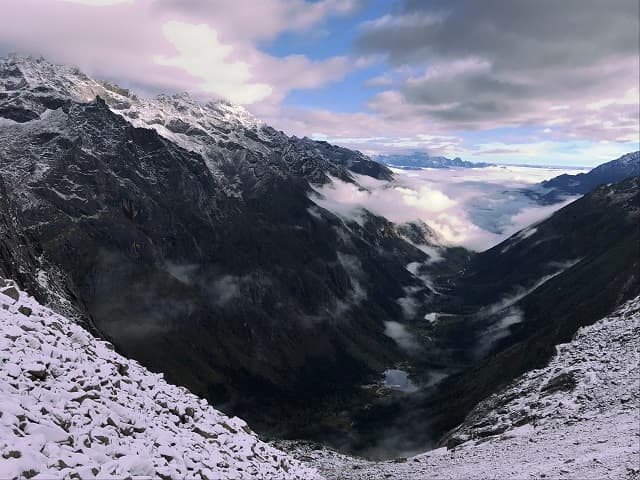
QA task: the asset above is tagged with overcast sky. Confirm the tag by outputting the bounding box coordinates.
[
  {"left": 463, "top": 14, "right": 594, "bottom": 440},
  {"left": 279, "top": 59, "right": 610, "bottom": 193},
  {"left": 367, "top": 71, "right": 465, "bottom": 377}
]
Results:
[{"left": 1, "top": 0, "right": 638, "bottom": 165}]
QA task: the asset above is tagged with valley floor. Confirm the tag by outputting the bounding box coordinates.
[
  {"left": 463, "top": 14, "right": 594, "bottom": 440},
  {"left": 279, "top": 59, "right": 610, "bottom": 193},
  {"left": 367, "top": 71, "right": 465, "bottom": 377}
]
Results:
[{"left": 283, "top": 296, "right": 640, "bottom": 479}]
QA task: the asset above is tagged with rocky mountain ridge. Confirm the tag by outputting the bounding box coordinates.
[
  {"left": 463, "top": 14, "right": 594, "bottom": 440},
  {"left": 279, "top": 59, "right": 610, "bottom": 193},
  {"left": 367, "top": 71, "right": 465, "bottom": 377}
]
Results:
[
  {"left": 533, "top": 151, "right": 640, "bottom": 203},
  {"left": 0, "top": 54, "right": 392, "bottom": 190}
]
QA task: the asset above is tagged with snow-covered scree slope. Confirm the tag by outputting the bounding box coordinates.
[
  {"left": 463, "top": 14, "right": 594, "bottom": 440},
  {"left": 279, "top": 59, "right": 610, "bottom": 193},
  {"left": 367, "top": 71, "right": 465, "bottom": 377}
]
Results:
[
  {"left": 284, "top": 296, "right": 640, "bottom": 479},
  {"left": 0, "top": 280, "right": 321, "bottom": 480}
]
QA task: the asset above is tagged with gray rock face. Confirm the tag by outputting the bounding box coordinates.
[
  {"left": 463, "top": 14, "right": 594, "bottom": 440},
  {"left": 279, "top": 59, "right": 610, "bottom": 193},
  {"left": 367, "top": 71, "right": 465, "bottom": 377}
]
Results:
[{"left": 0, "top": 55, "right": 431, "bottom": 440}]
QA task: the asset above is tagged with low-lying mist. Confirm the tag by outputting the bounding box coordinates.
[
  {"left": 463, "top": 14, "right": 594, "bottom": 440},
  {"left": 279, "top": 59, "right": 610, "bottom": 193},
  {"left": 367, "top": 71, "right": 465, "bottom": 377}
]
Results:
[{"left": 312, "top": 165, "right": 583, "bottom": 251}]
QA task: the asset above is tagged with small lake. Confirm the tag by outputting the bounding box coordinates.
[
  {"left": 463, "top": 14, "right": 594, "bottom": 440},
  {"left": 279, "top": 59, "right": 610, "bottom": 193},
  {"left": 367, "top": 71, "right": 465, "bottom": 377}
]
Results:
[{"left": 383, "top": 369, "right": 418, "bottom": 392}]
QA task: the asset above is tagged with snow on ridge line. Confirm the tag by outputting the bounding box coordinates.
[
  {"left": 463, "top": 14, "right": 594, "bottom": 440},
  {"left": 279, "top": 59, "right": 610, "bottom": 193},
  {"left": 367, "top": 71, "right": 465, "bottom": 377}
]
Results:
[{"left": 0, "top": 278, "right": 321, "bottom": 480}]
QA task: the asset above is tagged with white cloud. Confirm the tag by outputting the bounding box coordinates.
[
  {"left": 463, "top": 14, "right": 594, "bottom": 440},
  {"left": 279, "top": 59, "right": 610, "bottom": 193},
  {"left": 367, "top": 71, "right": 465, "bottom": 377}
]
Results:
[
  {"left": 312, "top": 166, "right": 585, "bottom": 251},
  {"left": 383, "top": 321, "right": 420, "bottom": 353},
  {"left": 355, "top": 1, "right": 639, "bottom": 146},
  {"left": 59, "top": 0, "right": 131, "bottom": 4},
  {"left": 0, "top": 0, "right": 356, "bottom": 107},
  {"left": 155, "top": 21, "right": 272, "bottom": 104}
]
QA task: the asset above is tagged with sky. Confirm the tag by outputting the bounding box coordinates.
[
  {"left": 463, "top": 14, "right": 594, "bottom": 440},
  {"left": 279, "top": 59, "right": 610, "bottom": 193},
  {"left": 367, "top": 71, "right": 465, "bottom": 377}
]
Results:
[{"left": 0, "top": 0, "right": 638, "bottom": 166}]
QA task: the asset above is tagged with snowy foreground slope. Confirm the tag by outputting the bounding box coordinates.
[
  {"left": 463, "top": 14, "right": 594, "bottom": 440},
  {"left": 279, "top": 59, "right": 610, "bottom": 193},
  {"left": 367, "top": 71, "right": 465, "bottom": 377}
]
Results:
[
  {"left": 0, "top": 280, "right": 320, "bottom": 480},
  {"left": 283, "top": 296, "right": 640, "bottom": 479}
]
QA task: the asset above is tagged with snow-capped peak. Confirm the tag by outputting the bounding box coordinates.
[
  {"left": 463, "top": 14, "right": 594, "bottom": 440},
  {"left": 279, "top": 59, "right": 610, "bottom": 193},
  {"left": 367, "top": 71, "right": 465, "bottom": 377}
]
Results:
[
  {"left": 1, "top": 54, "right": 106, "bottom": 103},
  {"left": 0, "top": 54, "right": 262, "bottom": 134}
]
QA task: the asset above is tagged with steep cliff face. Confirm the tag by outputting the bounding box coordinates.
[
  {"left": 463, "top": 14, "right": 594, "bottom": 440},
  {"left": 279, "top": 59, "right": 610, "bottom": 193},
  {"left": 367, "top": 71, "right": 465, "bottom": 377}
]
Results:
[
  {"left": 0, "top": 176, "right": 83, "bottom": 324},
  {"left": 0, "top": 55, "right": 433, "bottom": 438}
]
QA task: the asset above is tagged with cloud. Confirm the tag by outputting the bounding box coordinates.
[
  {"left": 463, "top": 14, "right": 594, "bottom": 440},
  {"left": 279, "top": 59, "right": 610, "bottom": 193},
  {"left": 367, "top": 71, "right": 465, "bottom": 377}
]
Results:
[
  {"left": 356, "top": 0, "right": 639, "bottom": 142},
  {"left": 155, "top": 21, "right": 273, "bottom": 104},
  {"left": 60, "top": 0, "right": 131, "bottom": 4},
  {"left": 0, "top": 0, "right": 357, "bottom": 106},
  {"left": 1, "top": 0, "right": 636, "bottom": 162},
  {"left": 154, "top": 0, "right": 362, "bottom": 43},
  {"left": 383, "top": 321, "right": 420, "bottom": 353},
  {"left": 312, "top": 165, "right": 585, "bottom": 251}
]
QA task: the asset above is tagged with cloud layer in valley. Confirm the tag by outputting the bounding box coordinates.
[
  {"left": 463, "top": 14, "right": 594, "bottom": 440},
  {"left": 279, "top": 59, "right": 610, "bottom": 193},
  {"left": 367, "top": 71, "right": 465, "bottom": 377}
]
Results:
[{"left": 312, "top": 165, "right": 584, "bottom": 251}]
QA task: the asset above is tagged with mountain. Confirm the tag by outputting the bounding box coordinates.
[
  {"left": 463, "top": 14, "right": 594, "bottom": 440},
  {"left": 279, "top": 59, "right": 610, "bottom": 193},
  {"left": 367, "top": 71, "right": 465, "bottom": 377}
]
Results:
[
  {"left": 1, "top": 53, "right": 638, "bottom": 465},
  {"left": 0, "top": 279, "right": 320, "bottom": 479},
  {"left": 0, "top": 55, "right": 441, "bottom": 441},
  {"left": 532, "top": 151, "right": 639, "bottom": 202},
  {"left": 374, "top": 152, "right": 491, "bottom": 169},
  {"left": 282, "top": 295, "right": 640, "bottom": 479},
  {"left": 425, "top": 175, "right": 640, "bottom": 431}
]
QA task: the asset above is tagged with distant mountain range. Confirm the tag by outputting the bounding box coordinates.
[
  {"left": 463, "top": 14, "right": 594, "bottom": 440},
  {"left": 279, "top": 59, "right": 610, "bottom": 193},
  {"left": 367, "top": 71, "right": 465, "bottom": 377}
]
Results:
[
  {"left": 537, "top": 151, "right": 639, "bottom": 200},
  {"left": 518, "top": 151, "right": 640, "bottom": 205},
  {"left": 374, "top": 152, "right": 492, "bottom": 169}
]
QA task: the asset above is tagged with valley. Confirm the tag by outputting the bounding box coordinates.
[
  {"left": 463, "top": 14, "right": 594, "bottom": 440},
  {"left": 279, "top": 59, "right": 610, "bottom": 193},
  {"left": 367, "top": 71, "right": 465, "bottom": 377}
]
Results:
[{"left": 0, "top": 54, "right": 638, "bottom": 478}]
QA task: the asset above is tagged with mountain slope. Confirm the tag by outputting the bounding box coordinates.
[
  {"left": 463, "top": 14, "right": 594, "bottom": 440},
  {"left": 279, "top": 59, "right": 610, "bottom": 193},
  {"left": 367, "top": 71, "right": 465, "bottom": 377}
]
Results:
[
  {"left": 0, "top": 54, "right": 435, "bottom": 442},
  {"left": 534, "top": 151, "right": 639, "bottom": 202},
  {"left": 0, "top": 280, "right": 320, "bottom": 479},
  {"left": 285, "top": 295, "right": 640, "bottom": 479},
  {"left": 426, "top": 175, "right": 639, "bottom": 426}
]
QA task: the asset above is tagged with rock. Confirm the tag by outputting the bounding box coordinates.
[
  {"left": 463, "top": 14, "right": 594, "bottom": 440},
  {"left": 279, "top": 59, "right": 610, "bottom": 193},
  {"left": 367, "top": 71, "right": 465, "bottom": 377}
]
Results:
[
  {"left": 445, "top": 436, "right": 466, "bottom": 449},
  {"left": 18, "top": 305, "right": 32, "bottom": 316},
  {"left": 2, "top": 450, "right": 21, "bottom": 459},
  {"left": 28, "top": 367, "right": 48, "bottom": 381},
  {"left": 541, "top": 372, "right": 577, "bottom": 395},
  {"left": 116, "top": 363, "right": 129, "bottom": 376},
  {"left": 193, "top": 426, "right": 218, "bottom": 439},
  {"left": 1, "top": 286, "right": 19, "bottom": 302}
]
